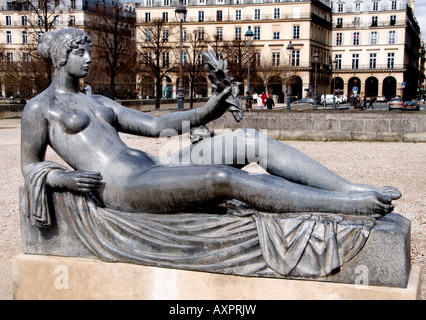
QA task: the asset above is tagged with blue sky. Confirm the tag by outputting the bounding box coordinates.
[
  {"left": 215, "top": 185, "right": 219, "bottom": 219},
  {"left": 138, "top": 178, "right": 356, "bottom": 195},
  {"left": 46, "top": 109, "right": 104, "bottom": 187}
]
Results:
[{"left": 415, "top": 2, "right": 426, "bottom": 40}]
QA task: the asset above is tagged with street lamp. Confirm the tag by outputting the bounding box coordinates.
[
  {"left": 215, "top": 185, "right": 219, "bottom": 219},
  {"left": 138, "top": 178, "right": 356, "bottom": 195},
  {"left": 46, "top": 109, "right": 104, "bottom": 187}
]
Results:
[
  {"left": 313, "top": 50, "right": 319, "bottom": 110},
  {"left": 286, "top": 41, "right": 294, "bottom": 110},
  {"left": 175, "top": 0, "right": 187, "bottom": 109},
  {"left": 332, "top": 56, "right": 338, "bottom": 109},
  {"left": 245, "top": 26, "right": 254, "bottom": 95}
]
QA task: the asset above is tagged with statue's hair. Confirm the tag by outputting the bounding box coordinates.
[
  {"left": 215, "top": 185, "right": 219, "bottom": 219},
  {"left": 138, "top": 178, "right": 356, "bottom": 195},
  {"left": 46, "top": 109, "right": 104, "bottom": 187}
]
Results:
[{"left": 38, "top": 28, "right": 92, "bottom": 68}]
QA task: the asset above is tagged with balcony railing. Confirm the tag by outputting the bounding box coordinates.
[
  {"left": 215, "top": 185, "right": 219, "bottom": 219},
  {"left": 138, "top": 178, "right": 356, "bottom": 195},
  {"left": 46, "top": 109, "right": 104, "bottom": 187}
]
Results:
[
  {"left": 333, "top": 21, "right": 406, "bottom": 29},
  {"left": 335, "top": 64, "right": 406, "bottom": 72}
]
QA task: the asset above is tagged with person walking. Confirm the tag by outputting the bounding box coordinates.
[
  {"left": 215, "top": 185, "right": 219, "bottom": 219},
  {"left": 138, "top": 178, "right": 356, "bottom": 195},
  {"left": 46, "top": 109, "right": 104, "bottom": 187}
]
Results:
[{"left": 265, "top": 94, "right": 275, "bottom": 109}]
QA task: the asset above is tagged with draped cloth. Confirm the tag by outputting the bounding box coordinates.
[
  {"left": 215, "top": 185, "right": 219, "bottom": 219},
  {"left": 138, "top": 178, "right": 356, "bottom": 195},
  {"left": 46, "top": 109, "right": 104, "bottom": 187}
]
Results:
[{"left": 22, "top": 161, "right": 375, "bottom": 278}]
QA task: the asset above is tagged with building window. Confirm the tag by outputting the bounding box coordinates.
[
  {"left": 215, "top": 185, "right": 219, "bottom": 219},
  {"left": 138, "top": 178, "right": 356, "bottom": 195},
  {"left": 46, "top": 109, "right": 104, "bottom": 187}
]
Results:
[
  {"left": 235, "top": 10, "right": 241, "bottom": 21},
  {"left": 254, "top": 9, "right": 261, "bottom": 20},
  {"left": 335, "top": 54, "right": 342, "bottom": 70},
  {"left": 336, "top": 17, "right": 343, "bottom": 28},
  {"left": 272, "top": 51, "right": 280, "bottom": 67},
  {"left": 293, "top": 25, "right": 300, "bottom": 39},
  {"left": 291, "top": 50, "right": 300, "bottom": 67},
  {"left": 235, "top": 27, "right": 241, "bottom": 40},
  {"left": 181, "top": 29, "right": 186, "bottom": 41},
  {"left": 254, "top": 26, "right": 260, "bottom": 40},
  {"left": 387, "top": 53, "right": 395, "bottom": 69},
  {"left": 145, "top": 0, "right": 152, "bottom": 7},
  {"left": 338, "top": 3, "right": 343, "bottom": 12},
  {"left": 70, "top": 0, "right": 76, "bottom": 9},
  {"left": 216, "top": 10, "right": 223, "bottom": 22},
  {"left": 370, "top": 31, "right": 378, "bottom": 44},
  {"left": 198, "top": 28, "right": 204, "bottom": 41},
  {"left": 388, "top": 31, "right": 396, "bottom": 44},
  {"left": 198, "top": 11, "right": 204, "bottom": 22},
  {"left": 390, "top": 15, "right": 396, "bottom": 26},
  {"left": 5, "top": 16, "right": 12, "bottom": 26},
  {"left": 69, "top": 16, "right": 75, "bottom": 26},
  {"left": 162, "top": 52, "right": 169, "bottom": 68},
  {"left": 162, "top": 29, "right": 168, "bottom": 42},
  {"left": 6, "top": 31, "right": 12, "bottom": 44},
  {"left": 255, "top": 52, "right": 261, "bottom": 66},
  {"left": 372, "top": 1, "right": 379, "bottom": 11},
  {"left": 22, "top": 31, "right": 28, "bottom": 44},
  {"left": 5, "top": 52, "right": 13, "bottom": 64},
  {"left": 371, "top": 16, "right": 378, "bottom": 27},
  {"left": 273, "top": 8, "right": 280, "bottom": 19},
  {"left": 216, "top": 28, "right": 223, "bottom": 41},
  {"left": 369, "top": 53, "right": 377, "bottom": 69},
  {"left": 162, "top": 12, "right": 168, "bottom": 22},
  {"left": 198, "top": 0, "right": 205, "bottom": 5},
  {"left": 352, "top": 54, "right": 359, "bottom": 69},
  {"left": 145, "top": 29, "right": 151, "bottom": 42},
  {"left": 355, "top": 2, "right": 361, "bottom": 11},
  {"left": 273, "top": 31, "right": 280, "bottom": 40},
  {"left": 21, "top": 16, "right": 28, "bottom": 26},
  {"left": 353, "top": 32, "right": 360, "bottom": 45},
  {"left": 234, "top": 0, "right": 243, "bottom": 3},
  {"left": 391, "top": 0, "right": 397, "bottom": 10},
  {"left": 145, "top": 12, "right": 151, "bottom": 22},
  {"left": 217, "top": 0, "right": 224, "bottom": 4},
  {"left": 335, "top": 33, "right": 343, "bottom": 45},
  {"left": 163, "top": 0, "right": 170, "bottom": 6}
]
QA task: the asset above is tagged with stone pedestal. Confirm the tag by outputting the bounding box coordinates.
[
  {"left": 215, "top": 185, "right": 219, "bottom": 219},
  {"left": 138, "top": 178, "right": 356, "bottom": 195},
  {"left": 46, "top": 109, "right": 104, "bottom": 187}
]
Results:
[{"left": 13, "top": 254, "right": 421, "bottom": 300}]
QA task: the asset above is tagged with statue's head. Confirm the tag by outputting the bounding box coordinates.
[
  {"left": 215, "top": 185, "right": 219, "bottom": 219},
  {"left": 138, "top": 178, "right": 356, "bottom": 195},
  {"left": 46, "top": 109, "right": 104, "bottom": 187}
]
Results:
[{"left": 38, "top": 28, "right": 92, "bottom": 69}]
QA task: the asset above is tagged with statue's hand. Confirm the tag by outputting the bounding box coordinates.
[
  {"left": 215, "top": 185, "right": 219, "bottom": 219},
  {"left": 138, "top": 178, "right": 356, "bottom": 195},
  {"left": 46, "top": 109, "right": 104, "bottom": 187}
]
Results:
[
  {"left": 202, "top": 51, "right": 244, "bottom": 122},
  {"left": 47, "top": 170, "right": 103, "bottom": 193}
]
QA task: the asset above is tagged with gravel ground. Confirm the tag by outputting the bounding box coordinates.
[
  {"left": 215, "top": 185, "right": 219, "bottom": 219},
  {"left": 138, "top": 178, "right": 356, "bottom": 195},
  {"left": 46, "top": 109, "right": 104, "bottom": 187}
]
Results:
[{"left": 0, "top": 118, "right": 424, "bottom": 300}]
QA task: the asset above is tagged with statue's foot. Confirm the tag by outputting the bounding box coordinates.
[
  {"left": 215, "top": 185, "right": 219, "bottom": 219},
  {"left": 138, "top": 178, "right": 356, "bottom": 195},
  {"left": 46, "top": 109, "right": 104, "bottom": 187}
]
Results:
[
  {"left": 349, "top": 184, "right": 402, "bottom": 201},
  {"left": 348, "top": 191, "right": 395, "bottom": 216}
]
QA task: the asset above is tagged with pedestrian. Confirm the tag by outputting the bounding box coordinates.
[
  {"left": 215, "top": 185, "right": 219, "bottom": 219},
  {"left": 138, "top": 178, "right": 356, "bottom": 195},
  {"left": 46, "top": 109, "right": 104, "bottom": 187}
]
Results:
[
  {"left": 84, "top": 81, "right": 92, "bottom": 96},
  {"left": 245, "top": 91, "right": 252, "bottom": 111},
  {"left": 265, "top": 94, "right": 275, "bottom": 110},
  {"left": 255, "top": 92, "right": 263, "bottom": 109},
  {"left": 362, "top": 96, "right": 367, "bottom": 109},
  {"left": 261, "top": 92, "right": 267, "bottom": 107},
  {"left": 368, "top": 97, "right": 374, "bottom": 109}
]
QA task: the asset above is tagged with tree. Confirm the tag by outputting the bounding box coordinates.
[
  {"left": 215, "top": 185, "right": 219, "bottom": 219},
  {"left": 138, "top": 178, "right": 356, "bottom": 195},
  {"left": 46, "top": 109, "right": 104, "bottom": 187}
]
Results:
[
  {"left": 255, "top": 56, "right": 288, "bottom": 94},
  {"left": 137, "top": 18, "right": 176, "bottom": 109},
  {"left": 24, "top": 0, "right": 68, "bottom": 85},
  {"left": 88, "top": 4, "right": 136, "bottom": 99},
  {"left": 176, "top": 29, "right": 209, "bottom": 109},
  {"left": 222, "top": 39, "right": 251, "bottom": 84}
]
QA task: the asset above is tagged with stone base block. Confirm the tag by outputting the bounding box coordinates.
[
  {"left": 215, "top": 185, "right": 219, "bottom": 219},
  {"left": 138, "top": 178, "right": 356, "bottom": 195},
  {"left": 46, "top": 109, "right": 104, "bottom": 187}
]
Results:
[{"left": 13, "top": 254, "right": 421, "bottom": 300}]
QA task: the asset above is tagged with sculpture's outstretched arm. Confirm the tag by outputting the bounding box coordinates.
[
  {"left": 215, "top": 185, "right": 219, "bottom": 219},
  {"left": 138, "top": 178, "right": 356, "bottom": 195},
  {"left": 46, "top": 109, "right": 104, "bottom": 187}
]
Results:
[{"left": 95, "top": 52, "right": 240, "bottom": 137}]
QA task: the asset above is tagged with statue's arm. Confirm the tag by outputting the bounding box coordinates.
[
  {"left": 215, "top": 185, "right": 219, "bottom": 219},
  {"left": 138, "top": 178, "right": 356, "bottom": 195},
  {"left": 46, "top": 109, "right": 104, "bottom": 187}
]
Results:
[
  {"left": 93, "top": 87, "right": 231, "bottom": 137},
  {"left": 20, "top": 101, "right": 49, "bottom": 176}
]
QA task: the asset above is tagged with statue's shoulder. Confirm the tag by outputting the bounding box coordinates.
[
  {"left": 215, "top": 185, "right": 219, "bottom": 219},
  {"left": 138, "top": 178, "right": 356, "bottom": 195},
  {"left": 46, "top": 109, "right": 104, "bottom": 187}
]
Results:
[{"left": 22, "top": 92, "right": 50, "bottom": 119}]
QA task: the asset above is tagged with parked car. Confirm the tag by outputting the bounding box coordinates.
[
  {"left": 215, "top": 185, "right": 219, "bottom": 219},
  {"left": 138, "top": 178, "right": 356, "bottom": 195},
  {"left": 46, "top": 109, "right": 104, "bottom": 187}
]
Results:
[
  {"left": 376, "top": 96, "right": 387, "bottom": 103},
  {"left": 294, "top": 98, "right": 315, "bottom": 104},
  {"left": 401, "top": 100, "right": 420, "bottom": 111},
  {"left": 336, "top": 94, "right": 348, "bottom": 103},
  {"left": 320, "top": 95, "right": 340, "bottom": 107},
  {"left": 389, "top": 97, "right": 403, "bottom": 110}
]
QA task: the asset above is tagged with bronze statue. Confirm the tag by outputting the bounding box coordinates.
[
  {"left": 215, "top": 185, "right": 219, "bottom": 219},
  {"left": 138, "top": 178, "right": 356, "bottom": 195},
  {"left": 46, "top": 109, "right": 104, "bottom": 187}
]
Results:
[{"left": 21, "top": 28, "right": 400, "bottom": 217}]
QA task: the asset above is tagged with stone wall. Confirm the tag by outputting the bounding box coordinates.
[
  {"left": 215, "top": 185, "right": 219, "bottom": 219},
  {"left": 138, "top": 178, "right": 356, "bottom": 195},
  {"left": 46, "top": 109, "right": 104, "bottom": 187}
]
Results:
[
  {"left": 174, "top": 110, "right": 425, "bottom": 142},
  {"left": 3, "top": 104, "right": 425, "bottom": 142}
]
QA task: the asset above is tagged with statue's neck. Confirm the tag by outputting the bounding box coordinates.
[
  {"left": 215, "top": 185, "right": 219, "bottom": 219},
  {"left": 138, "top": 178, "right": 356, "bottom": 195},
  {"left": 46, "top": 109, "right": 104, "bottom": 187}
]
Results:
[{"left": 49, "top": 69, "right": 80, "bottom": 94}]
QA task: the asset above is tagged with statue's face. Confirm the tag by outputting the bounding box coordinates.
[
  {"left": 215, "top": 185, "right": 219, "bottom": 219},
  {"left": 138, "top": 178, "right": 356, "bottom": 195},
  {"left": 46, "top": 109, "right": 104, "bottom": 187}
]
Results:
[{"left": 65, "top": 43, "right": 92, "bottom": 78}]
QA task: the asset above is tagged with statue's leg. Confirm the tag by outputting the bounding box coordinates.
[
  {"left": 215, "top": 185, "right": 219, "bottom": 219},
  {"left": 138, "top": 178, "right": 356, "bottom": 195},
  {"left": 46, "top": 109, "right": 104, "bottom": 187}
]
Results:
[
  {"left": 123, "top": 165, "right": 394, "bottom": 216},
  {"left": 168, "top": 129, "right": 401, "bottom": 199}
]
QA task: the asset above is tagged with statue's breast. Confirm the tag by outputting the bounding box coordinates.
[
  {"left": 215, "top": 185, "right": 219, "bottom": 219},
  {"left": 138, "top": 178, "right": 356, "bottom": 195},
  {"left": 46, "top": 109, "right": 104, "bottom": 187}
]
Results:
[{"left": 56, "top": 108, "right": 91, "bottom": 134}]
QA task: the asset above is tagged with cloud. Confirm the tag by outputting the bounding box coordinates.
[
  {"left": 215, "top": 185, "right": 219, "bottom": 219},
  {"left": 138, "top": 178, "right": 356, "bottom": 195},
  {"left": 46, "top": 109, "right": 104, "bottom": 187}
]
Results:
[{"left": 414, "top": 2, "right": 426, "bottom": 38}]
